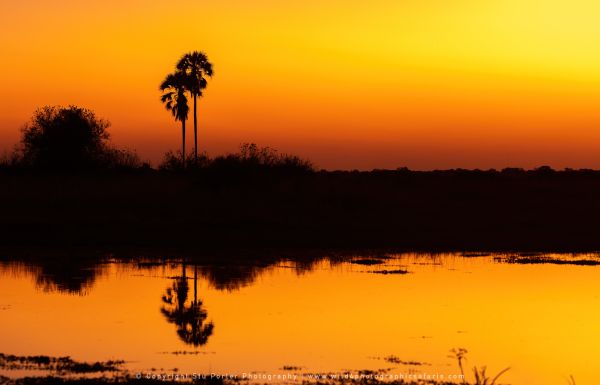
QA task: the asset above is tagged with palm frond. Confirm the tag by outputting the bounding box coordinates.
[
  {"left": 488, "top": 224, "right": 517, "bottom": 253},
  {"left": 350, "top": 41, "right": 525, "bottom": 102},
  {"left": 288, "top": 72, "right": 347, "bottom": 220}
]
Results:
[
  {"left": 159, "top": 71, "right": 189, "bottom": 122},
  {"left": 176, "top": 51, "right": 214, "bottom": 96}
]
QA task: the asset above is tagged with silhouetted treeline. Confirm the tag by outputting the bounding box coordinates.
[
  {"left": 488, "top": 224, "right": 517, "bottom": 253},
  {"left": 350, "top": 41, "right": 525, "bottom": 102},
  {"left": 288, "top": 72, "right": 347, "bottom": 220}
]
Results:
[
  {"left": 6, "top": 106, "right": 600, "bottom": 250},
  {"left": 0, "top": 105, "right": 310, "bottom": 174},
  {"left": 3, "top": 163, "right": 600, "bottom": 251}
]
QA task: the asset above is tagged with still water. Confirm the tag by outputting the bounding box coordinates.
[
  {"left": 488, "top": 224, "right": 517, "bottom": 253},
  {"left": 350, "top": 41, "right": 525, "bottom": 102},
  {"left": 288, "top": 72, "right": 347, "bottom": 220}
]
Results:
[{"left": 1, "top": 253, "right": 599, "bottom": 384}]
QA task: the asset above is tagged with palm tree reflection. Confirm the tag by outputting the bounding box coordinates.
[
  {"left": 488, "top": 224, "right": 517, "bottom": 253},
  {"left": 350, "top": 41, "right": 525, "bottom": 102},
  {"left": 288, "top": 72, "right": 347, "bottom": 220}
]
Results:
[{"left": 161, "top": 262, "right": 214, "bottom": 347}]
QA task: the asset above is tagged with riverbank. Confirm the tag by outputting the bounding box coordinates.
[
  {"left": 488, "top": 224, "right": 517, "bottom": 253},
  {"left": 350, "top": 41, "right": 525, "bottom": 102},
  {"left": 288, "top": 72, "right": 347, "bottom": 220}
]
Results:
[
  {"left": 0, "top": 351, "right": 486, "bottom": 385},
  {"left": 0, "top": 375, "right": 470, "bottom": 385},
  {"left": 2, "top": 168, "right": 600, "bottom": 251}
]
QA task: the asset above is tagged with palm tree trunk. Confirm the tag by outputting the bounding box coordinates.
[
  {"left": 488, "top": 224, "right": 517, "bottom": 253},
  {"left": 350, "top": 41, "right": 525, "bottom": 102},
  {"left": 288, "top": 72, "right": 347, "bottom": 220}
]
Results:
[
  {"left": 193, "top": 94, "right": 198, "bottom": 165},
  {"left": 179, "top": 260, "right": 187, "bottom": 314},
  {"left": 193, "top": 265, "right": 198, "bottom": 305},
  {"left": 181, "top": 119, "right": 186, "bottom": 168}
]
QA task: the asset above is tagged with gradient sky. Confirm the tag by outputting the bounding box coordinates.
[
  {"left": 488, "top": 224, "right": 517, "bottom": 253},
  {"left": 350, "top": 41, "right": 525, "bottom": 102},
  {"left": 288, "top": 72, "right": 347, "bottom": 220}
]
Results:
[{"left": 2, "top": 0, "right": 600, "bottom": 170}]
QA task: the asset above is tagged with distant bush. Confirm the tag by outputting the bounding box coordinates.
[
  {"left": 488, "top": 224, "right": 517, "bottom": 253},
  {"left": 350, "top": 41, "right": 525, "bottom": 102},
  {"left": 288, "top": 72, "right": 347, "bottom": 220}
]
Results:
[
  {"left": 0, "top": 151, "right": 23, "bottom": 171},
  {"left": 98, "top": 147, "right": 145, "bottom": 170},
  {"left": 9, "top": 105, "right": 142, "bottom": 171},
  {"left": 158, "top": 143, "right": 314, "bottom": 174},
  {"left": 158, "top": 151, "right": 210, "bottom": 171},
  {"left": 211, "top": 143, "right": 314, "bottom": 173}
]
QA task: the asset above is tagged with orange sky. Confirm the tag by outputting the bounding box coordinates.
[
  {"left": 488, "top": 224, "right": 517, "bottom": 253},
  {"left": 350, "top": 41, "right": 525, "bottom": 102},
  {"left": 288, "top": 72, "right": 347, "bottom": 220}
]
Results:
[{"left": 2, "top": 0, "right": 600, "bottom": 170}]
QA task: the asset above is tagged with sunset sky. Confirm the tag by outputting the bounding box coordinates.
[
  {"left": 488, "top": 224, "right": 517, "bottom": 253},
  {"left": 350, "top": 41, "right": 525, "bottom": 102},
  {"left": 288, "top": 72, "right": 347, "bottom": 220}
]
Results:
[{"left": 2, "top": 0, "right": 600, "bottom": 169}]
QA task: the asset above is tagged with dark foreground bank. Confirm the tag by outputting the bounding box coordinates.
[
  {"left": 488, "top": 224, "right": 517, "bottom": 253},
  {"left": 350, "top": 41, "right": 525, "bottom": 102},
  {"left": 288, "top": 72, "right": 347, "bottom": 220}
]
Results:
[
  {"left": 0, "top": 352, "right": 497, "bottom": 385},
  {"left": 2, "top": 167, "right": 600, "bottom": 251},
  {"left": 0, "top": 378, "right": 480, "bottom": 385}
]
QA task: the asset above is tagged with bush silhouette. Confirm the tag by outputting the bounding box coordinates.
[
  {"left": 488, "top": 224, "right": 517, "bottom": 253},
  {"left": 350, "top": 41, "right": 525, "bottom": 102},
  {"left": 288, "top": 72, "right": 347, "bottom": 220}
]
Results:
[
  {"left": 18, "top": 105, "right": 140, "bottom": 170},
  {"left": 158, "top": 150, "right": 210, "bottom": 171},
  {"left": 212, "top": 143, "right": 314, "bottom": 173},
  {"left": 158, "top": 143, "right": 314, "bottom": 174}
]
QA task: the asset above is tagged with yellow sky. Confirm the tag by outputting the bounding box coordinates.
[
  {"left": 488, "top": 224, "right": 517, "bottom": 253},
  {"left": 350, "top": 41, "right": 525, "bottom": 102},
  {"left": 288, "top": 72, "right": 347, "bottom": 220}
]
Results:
[{"left": 2, "top": 0, "right": 600, "bottom": 169}]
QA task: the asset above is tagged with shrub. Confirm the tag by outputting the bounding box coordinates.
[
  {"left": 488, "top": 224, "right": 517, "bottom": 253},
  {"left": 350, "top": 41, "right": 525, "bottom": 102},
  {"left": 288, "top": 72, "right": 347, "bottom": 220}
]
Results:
[
  {"left": 158, "top": 151, "right": 210, "bottom": 171},
  {"left": 159, "top": 143, "right": 314, "bottom": 175},
  {"left": 12, "top": 105, "right": 141, "bottom": 171},
  {"left": 211, "top": 143, "right": 314, "bottom": 173}
]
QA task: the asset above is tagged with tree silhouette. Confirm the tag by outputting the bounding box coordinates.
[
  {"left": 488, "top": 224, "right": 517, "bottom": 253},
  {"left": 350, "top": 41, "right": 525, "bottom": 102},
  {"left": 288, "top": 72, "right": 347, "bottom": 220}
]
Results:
[
  {"left": 160, "top": 72, "right": 190, "bottom": 167},
  {"left": 161, "top": 263, "right": 214, "bottom": 347},
  {"left": 177, "top": 265, "right": 214, "bottom": 346},
  {"left": 33, "top": 258, "right": 105, "bottom": 296},
  {"left": 161, "top": 262, "right": 189, "bottom": 326},
  {"left": 176, "top": 51, "right": 213, "bottom": 164},
  {"left": 20, "top": 106, "right": 109, "bottom": 169}
]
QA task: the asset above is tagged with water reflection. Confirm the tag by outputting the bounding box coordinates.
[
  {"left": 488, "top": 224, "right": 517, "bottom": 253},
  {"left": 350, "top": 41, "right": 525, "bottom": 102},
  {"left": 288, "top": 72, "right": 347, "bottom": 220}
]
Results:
[
  {"left": 1, "top": 251, "right": 600, "bottom": 385},
  {"left": 0, "top": 257, "right": 106, "bottom": 296},
  {"left": 3, "top": 251, "right": 600, "bottom": 298},
  {"left": 0, "top": 252, "right": 299, "bottom": 296},
  {"left": 35, "top": 259, "right": 106, "bottom": 295},
  {"left": 161, "top": 262, "right": 214, "bottom": 347}
]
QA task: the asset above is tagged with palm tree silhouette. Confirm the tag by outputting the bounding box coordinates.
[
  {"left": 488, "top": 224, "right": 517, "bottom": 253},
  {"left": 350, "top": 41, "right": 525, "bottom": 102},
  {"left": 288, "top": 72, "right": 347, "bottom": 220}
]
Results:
[
  {"left": 176, "top": 51, "right": 213, "bottom": 164},
  {"left": 161, "top": 261, "right": 189, "bottom": 328},
  {"left": 177, "top": 265, "right": 214, "bottom": 346},
  {"left": 160, "top": 71, "right": 190, "bottom": 167},
  {"left": 161, "top": 262, "right": 214, "bottom": 347}
]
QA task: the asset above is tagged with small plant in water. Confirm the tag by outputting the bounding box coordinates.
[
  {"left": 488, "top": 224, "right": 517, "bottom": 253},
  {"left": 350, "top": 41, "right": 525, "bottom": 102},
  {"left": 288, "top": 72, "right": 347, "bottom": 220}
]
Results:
[
  {"left": 448, "top": 348, "right": 468, "bottom": 383},
  {"left": 472, "top": 366, "right": 511, "bottom": 385},
  {"left": 449, "top": 348, "right": 510, "bottom": 385}
]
